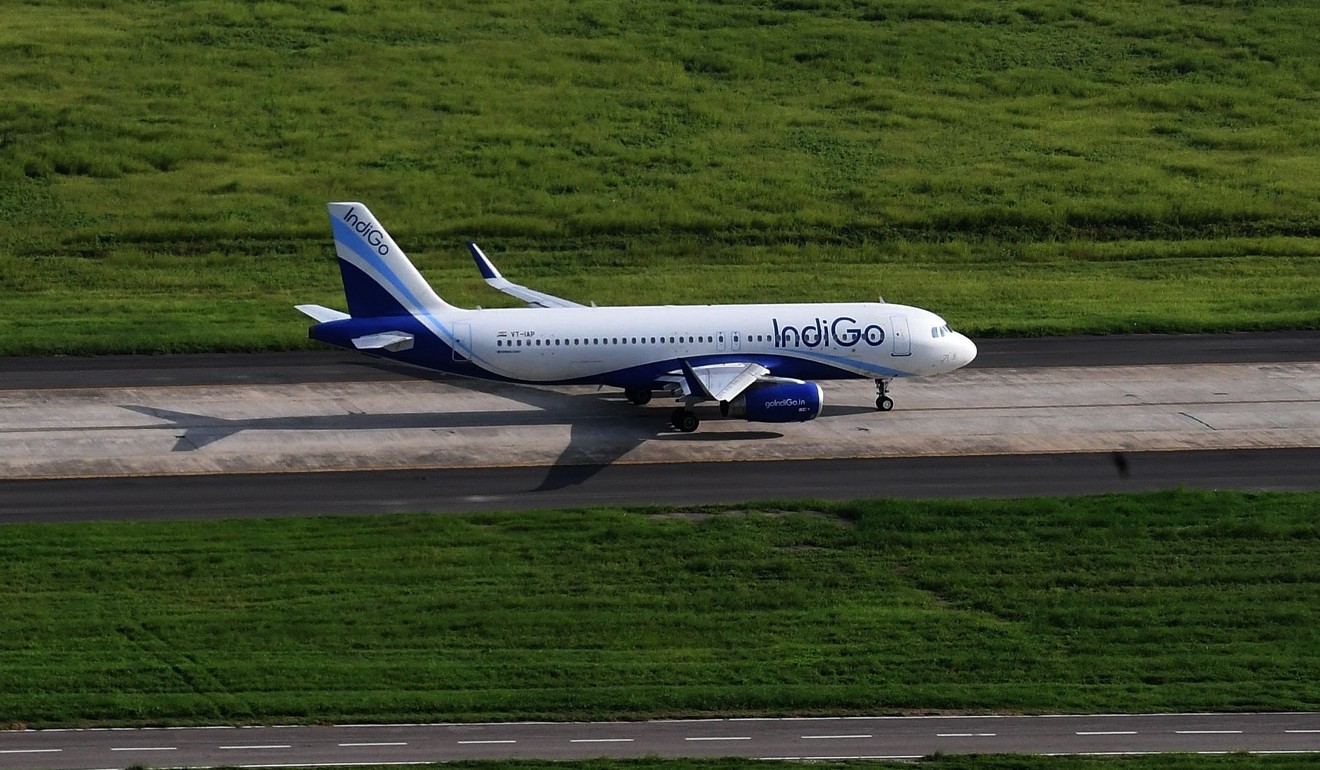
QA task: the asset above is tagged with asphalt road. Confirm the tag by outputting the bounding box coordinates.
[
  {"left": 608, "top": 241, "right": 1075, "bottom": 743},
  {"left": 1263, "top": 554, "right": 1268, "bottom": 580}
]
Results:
[
  {"left": 2, "top": 713, "right": 1318, "bottom": 768},
  {"left": 2, "top": 448, "right": 1318, "bottom": 523}
]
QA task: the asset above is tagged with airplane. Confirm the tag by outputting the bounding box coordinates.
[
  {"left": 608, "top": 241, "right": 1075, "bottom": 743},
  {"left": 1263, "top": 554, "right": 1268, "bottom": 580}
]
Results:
[{"left": 297, "top": 202, "right": 977, "bottom": 432}]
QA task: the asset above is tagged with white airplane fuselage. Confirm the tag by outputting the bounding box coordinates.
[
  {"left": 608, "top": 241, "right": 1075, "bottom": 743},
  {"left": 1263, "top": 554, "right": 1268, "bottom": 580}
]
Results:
[{"left": 439, "top": 302, "right": 971, "bottom": 384}]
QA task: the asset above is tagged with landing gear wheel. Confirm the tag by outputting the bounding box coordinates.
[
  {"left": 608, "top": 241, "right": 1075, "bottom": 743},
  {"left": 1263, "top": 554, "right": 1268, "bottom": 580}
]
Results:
[
  {"left": 670, "top": 407, "right": 700, "bottom": 432},
  {"left": 874, "top": 378, "right": 894, "bottom": 412},
  {"left": 624, "top": 387, "right": 652, "bottom": 405}
]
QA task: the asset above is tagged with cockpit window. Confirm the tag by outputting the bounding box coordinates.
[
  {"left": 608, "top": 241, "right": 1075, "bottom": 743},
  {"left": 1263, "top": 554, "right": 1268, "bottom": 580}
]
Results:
[{"left": 931, "top": 325, "right": 954, "bottom": 338}]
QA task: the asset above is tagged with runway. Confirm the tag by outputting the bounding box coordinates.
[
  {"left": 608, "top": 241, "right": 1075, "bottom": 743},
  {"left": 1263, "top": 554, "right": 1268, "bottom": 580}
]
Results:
[
  {"left": 0, "top": 331, "right": 1317, "bottom": 518},
  {"left": 2, "top": 713, "right": 1318, "bottom": 768}
]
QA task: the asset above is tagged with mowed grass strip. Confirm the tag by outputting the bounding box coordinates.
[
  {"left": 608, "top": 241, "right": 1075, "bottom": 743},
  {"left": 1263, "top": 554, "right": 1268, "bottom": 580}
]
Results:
[
  {"left": 0, "top": 491, "right": 1316, "bottom": 727},
  {"left": 1, "top": 0, "right": 1319, "bottom": 352}
]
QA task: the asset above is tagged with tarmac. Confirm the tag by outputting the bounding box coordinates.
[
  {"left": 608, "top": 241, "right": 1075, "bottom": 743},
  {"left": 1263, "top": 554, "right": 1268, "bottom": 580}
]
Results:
[{"left": 2, "top": 361, "right": 1317, "bottom": 480}]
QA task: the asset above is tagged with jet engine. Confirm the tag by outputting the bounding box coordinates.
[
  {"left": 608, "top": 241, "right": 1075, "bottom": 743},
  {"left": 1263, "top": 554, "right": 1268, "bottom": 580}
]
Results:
[{"left": 719, "top": 381, "right": 824, "bottom": 423}]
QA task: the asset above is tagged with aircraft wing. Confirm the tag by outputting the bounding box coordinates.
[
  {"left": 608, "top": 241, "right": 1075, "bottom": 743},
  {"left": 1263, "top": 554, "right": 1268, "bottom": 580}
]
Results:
[
  {"left": 468, "top": 242, "right": 586, "bottom": 309},
  {"left": 659, "top": 360, "right": 772, "bottom": 403}
]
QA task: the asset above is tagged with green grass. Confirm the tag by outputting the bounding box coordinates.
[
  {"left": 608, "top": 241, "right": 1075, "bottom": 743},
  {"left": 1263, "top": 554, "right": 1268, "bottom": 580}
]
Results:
[
  {"left": 1, "top": 491, "right": 1317, "bottom": 727},
  {"left": 1, "top": 0, "right": 1319, "bottom": 354}
]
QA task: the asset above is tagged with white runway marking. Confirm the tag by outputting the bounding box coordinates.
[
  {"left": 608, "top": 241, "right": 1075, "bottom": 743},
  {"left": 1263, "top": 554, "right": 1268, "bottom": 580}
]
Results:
[
  {"left": 220, "top": 745, "right": 292, "bottom": 750},
  {"left": 938, "top": 733, "right": 997, "bottom": 737},
  {"left": 457, "top": 739, "right": 516, "bottom": 744},
  {"left": 111, "top": 746, "right": 176, "bottom": 751},
  {"left": 685, "top": 736, "right": 751, "bottom": 741},
  {"left": 0, "top": 749, "right": 61, "bottom": 754},
  {"left": 1176, "top": 730, "right": 1243, "bottom": 735},
  {"left": 801, "top": 734, "right": 873, "bottom": 740},
  {"left": 339, "top": 742, "right": 408, "bottom": 747},
  {"left": 1077, "top": 731, "right": 1139, "bottom": 736},
  {"left": 569, "top": 738, "right": 634, "bottom": 743}
]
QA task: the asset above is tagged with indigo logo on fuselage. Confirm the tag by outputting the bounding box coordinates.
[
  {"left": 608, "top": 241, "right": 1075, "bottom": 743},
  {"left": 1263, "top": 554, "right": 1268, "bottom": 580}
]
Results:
[
  {"left": 343, "top": 207, "right": 390, "bottom": 257},
  {"left": 773, "top": 317, "right": 885, "bottom": 348}
]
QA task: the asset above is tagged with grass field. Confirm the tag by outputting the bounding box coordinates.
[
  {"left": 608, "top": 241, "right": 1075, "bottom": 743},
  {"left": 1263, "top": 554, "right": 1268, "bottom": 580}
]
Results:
[
  {"left": 2, "top": 0, "right": 1319, "bottom": 354},
  {"left": 1, "top": 491, "right": 1316, "bottom": 727}
]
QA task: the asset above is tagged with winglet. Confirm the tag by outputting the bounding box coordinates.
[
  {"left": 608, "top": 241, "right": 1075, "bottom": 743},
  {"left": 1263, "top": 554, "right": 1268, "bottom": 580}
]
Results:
[
  {"left": 466, "top": 243, "right": 587, "bottom": 309},
  {"left": 678, "top": 359, "right": 715, "bottom": 400},
  {"left": 468, "top": 242, "right": 501, "bottom": 281}
]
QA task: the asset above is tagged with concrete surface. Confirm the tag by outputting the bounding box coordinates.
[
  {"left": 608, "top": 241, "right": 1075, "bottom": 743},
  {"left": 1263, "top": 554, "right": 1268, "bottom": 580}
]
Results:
[{"left": 1, "top": 362, "right": 1317, "bottom": 480}]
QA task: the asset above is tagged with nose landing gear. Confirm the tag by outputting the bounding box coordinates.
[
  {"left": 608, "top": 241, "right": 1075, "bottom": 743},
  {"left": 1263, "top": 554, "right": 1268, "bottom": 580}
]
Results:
[{"left": 875, "top": 378, "right": 894, "bottom": 412}]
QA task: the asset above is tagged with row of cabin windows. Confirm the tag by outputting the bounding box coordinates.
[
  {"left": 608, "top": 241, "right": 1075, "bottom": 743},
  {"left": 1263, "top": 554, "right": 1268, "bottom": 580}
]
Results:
[{"left": 496, "top": 334, "right": 775, "bottom": 348}]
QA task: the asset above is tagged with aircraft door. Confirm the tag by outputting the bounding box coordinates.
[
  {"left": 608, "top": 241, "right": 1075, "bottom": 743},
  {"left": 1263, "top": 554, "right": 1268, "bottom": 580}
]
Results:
[
  {"left": 889, "top": 315, "right": 911, "bottom": 356},
  {"left": 731, "top": 332, "right": 742, "bottom": 351},
  {"left": 452, "top": 322, "right": 472, "bottom": 361},
  {"left": 717, "top": 332, "right": 727, "bottom": 352}
]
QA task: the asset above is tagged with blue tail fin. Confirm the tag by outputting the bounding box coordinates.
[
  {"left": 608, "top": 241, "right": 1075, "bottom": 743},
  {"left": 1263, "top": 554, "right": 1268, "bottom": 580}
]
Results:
[{"left": 327, "top": 202, "right": 456, "bottom": 319}]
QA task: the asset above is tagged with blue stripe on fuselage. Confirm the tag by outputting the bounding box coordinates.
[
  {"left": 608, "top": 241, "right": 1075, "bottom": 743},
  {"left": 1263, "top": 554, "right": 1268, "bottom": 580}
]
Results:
[{"left": 308, "top": 315, "right": 488, "bottom": 379}]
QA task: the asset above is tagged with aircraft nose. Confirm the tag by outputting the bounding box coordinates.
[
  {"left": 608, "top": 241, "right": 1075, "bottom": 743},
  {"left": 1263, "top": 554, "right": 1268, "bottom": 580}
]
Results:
[
  {"left": 961, "top": 333, "right": 978, "bottom": 365},
  {"left": 939, "top": 332, "right": 976, "bottom": 372}
]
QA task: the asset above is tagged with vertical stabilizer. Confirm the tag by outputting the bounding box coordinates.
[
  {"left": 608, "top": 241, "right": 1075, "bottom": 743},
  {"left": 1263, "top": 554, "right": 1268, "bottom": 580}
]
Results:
[{"left": 327, "top": 202, "right": 456, "bottom": 318}]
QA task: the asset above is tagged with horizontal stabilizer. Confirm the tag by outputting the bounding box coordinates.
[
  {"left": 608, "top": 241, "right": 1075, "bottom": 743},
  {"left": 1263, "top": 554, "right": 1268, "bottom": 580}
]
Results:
[
  {"left": 468, "top": 242, "right": 586, "bottom": 309},
  {"left": 295, "top": 304, "right": 351, "bottom": 323},
  {"left": 352, "top": 331, "right": 415, "bottom": 352}
]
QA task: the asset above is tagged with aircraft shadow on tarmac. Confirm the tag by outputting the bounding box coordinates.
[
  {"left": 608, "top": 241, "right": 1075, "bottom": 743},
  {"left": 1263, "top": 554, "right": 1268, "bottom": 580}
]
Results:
[{"left": 120, "top": 365, "right": 784, "bottom": 491}]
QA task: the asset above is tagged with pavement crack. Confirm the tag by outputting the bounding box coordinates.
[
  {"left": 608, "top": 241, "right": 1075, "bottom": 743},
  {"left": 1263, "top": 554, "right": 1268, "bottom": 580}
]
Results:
[{"left": 1179, "top": 412, "right": 1217, "bottom": 431}]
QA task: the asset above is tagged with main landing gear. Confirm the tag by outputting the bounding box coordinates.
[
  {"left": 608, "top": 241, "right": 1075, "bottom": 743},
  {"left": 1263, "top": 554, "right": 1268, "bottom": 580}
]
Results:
[
  {"left": 623, "top": 386, "right": 695, "bottom": 432},
  {"left": 875, "top": 378, "right": 894, "bottom": 412},
  {"left": 670, "top": 407, "right": 700, "bottom": 433}
]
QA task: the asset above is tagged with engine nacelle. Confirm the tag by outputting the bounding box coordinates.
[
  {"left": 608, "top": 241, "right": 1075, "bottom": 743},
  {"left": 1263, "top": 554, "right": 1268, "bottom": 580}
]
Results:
[{"left": 720, "top": 381, "right": 824, "bottom": 423}]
